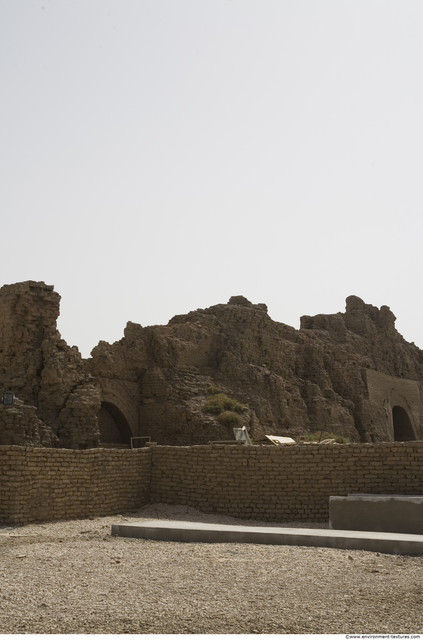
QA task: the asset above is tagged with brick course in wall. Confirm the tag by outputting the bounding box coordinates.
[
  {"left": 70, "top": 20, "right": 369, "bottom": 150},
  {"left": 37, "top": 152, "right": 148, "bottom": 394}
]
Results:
[
  {"left": 1, "top": 442, "right": 423, "bottom": 525},
  {"left": 150, "top": 442, "right": 423, "bottom": 522},
  {"left": 0, "top": 446, "right": 151, "bottom": 524}
]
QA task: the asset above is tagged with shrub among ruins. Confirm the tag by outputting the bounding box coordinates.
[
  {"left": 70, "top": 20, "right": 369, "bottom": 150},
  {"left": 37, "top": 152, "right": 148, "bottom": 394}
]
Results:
[
  {"left": 217, "top": 411, "right": 242, "bottom": 428},
  {"left": 207, "top": 385, "right": 221, "bottom": 396},
  {"left": 204, "top": 392, "right": 246, "bottom": 416}
]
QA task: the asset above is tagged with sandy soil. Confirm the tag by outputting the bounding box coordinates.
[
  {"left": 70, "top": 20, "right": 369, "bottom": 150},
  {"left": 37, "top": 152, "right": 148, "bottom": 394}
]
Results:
[{"left": 1, "top": 503, "right": 422, "bottom": 635}]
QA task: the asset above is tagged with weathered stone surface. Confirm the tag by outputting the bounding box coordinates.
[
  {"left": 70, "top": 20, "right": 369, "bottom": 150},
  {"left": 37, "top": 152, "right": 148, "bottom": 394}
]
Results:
[
  {"left": 1, "top": 281, "right": 422, "bottom": 447},
  {"left": 87, "top": 294, "right": 423, "bottom": 445},
  {"left": 0, "top": 400, "right": 57, "bottom": 447},
  {"left": 0, "top": 281, "right": 100, "bottom": 448}
]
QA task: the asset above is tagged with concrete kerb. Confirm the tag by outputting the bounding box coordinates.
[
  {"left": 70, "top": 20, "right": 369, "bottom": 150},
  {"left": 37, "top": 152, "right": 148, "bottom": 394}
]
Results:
[{"left": 111, "top": 520, "right": 423, "bottom": 555}]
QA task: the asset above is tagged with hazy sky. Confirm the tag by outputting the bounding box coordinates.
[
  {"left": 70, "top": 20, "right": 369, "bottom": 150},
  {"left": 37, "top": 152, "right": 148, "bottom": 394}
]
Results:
[{"left": 1, "top": 0, "right": 422, "bottom": 356}]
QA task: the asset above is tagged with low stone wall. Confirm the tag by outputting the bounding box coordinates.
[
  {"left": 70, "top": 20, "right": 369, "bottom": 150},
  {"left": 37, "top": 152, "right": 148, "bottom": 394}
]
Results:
[
  {"left": 1, "top": 442, "right": 423, "bottom": 525},
  {"left": 150, "top": 442, "right": 423, "bottom": 522},
  {"left": 0, "top": 446, "right": 151, "bottom": 524}
]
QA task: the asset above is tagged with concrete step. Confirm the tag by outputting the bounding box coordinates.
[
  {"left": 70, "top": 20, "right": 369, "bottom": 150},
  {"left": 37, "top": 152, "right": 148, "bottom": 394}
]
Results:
[{"left": 111, "top": 519, "right": 423, "bottom": 555}]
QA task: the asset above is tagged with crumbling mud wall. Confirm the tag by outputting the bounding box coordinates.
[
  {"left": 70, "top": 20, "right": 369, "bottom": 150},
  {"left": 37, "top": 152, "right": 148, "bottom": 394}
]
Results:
[
  {"left": 87, "top": 294, "right": 423, "bottom": 445},
  {"left": 300, "top": 295, "right": 423, "bottom": 442},
  {"left": 1, "top": 282, "right": 422, "bottom": 448},
  {"left": 0, "top": 281, "right": 101, "bottom": 448}
]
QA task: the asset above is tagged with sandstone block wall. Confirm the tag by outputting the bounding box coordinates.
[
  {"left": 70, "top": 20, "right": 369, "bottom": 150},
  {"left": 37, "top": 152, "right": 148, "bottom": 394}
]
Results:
[
  {"left": 0, "top": 446, "right": 151, "bottom": 524},
  {"left": 1, "top": 443, "right": 423, "bottom": 525},
  {"left": 150, "top": 443, "right": 423, "bottom": 522}
]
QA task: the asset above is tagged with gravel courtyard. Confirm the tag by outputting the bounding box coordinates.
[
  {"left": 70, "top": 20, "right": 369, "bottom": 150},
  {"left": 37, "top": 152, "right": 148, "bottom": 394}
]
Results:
[{"left": 1, "top": 503, "right": 422, "bottom": 635}]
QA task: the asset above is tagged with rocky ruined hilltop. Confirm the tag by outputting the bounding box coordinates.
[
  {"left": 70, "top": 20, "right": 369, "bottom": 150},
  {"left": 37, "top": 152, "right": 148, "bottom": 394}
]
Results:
[
  {"left": 1, "top": 282, "right": 422, "bottom": 448},
  {"left": 0, "top": 282, "right": 100, "bottom": 448}
]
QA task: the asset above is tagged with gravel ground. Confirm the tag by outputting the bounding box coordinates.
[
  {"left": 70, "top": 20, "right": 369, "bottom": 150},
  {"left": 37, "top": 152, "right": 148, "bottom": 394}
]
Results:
[{"left": 1, "top": 503, "right": 422, "bottom": 635}]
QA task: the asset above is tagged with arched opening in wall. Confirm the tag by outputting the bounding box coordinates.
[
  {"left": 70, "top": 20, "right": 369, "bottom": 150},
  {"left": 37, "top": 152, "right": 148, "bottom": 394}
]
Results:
[
  {"left": 392, "top": 405, "right": 415, "bottom": 441},
  {"left": 97, "top": 402, "right": 132, "bottom": 447}
]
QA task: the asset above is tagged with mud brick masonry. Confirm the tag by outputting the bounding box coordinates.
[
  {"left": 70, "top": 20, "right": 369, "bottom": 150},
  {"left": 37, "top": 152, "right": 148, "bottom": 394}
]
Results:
[
  {"left": 0, "top": 446, "right": 151, "bottom": 524},
  {"left": 1, "top": 281, "right": 423, "bottom": 526},
  {"left": 1, "top": 442, "right": 423, "bottom": 525}
]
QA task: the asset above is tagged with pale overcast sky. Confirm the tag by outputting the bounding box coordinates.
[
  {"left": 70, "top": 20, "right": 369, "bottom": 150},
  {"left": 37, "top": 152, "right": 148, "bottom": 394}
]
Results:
[{"left": 1, "top": 0, "right": 422, "bottom": 356}]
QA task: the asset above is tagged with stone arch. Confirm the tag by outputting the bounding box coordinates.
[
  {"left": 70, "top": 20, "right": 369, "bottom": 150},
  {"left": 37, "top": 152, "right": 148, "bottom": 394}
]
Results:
[
  {"left": 365, "top": 370, "right": 422, "bottom": 441},
  {"left": 392, "top": 405, "right": 416, "bottom": 442},
  {"left": 94, "top": 377, "right": 140, "bottom": 443},
  {"left": 98, "top": 401, "right": 132, "bottom": 445}
]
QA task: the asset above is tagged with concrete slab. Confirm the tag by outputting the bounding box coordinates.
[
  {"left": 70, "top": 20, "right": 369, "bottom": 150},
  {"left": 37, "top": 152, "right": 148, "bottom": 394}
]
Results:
[
  {"left": 111, "top": 519, "right": 423, "bottom": 555},
  {"left": 329, "top": 495, "right": 423, "bottom": 535}
]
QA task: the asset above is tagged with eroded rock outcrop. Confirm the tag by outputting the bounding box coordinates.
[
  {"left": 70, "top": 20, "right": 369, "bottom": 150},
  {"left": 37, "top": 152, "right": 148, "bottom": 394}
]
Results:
[
  {"left": 1, "top": 281, "right": 422, "bottom": 447},
  {"left": 0, "top": 281, "right": 100, "bottom": 448},
  {"left": 87, "top": 293, "right": 423, "bottom": 445}
]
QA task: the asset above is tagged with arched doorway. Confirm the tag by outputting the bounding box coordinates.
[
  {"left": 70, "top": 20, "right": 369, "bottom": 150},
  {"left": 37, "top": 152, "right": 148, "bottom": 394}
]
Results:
[
  {"left": 392, "top": 405, "right": 415, "bottom": 441},
  {"left": 97, "top": 402, "right": 132, "bottom": 446}
]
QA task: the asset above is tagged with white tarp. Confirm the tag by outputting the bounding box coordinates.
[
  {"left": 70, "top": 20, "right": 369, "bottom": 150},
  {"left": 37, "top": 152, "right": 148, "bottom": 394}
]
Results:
[{"left": 264, "top": 435, "right": 296, "bottom": 445}]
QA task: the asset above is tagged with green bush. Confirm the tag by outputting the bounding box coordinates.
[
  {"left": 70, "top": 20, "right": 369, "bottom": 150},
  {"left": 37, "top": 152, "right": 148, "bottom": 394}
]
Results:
[
  {"left": 207, "top": 385, "right": 221, "bottom": 396},
  {"left": 217, "top": 411, "right": 242, "bottom": 428},
  {"left": 204, "top": 393, "right": 246, "bottom": 416}
]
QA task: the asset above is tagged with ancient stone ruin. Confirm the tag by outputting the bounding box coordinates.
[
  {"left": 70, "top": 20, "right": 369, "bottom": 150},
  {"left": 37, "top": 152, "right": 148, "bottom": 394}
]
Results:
[{"left": 1, "top": 281, "right": 422, "bottom": 448}]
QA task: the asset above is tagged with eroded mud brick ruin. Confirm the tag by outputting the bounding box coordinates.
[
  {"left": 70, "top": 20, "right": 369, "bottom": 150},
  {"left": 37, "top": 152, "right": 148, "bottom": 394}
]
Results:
[{"left": 1, "top": 281, "right": 422, "bottom": 449}]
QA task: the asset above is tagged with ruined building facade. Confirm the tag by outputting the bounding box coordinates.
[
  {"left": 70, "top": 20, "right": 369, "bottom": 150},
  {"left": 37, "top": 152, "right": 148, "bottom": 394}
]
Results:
[{"left": 1, "top": 281, "right": 422, "bottom": 448}]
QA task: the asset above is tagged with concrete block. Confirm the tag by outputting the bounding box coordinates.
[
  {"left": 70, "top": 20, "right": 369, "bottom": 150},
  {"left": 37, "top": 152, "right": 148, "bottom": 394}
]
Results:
[{"left": 329, "top": 495, "right": 423, "bottom": 535}]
